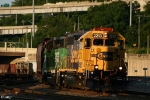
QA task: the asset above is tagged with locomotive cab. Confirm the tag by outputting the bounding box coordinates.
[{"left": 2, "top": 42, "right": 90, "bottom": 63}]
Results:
[{"left": 90, "top": 33, "right": 126, "bottom": 72}]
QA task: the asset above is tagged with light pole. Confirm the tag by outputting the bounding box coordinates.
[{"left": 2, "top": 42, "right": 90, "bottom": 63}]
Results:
[
  {"left": 16, "top": 14, "right": 17, "bottom": 26},
  {"left": 26, "top": 27, "right": 28, "bottom": 48},
  {"left": 22, "top": 0, "right": 23, "bottom": 6},
  {"left": 77, "top": 17, "right": 79, "bottom": 31},
  {"left": 32, "top": 0, "right": 35, "bottom": 48},
  {"left": 137, "top": 15, "right": 141, "bottom": 49},
  {"left": 134, "top": 70, "right": 137, "bottom": 79},
  {"left": 147, "top": 35, "right": 149, "bottom": 54},
  {"left": 143, "top": 68, "right": 147, "bottom": 93},
  {"left": 130, "top": 0, "right": 132, "bottom": 26}
]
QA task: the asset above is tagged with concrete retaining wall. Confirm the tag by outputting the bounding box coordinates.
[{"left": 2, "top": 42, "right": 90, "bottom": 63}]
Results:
[{"left": 126, "top": 54, "right": 150, "bottom": 77}]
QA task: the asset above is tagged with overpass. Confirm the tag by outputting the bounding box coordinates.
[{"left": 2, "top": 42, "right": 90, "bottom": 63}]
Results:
[
  {"left": 0, "top": 2, "right": 106, "bottom": 14},
  {"left": 0, "top": 1, "right": 148, "bottom": 15},
  {"left": 0, "top": 25, "right": 37, "bottom": 35},
  {"left": 0, "top": 42, "right": 37, "bottom": 71}
]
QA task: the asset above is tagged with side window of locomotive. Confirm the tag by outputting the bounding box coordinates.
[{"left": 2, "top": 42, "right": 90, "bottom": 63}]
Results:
[
  {"left": 84, "top": 38, "right": 91, "bottom": 48},
  {"left": 79, "top": 40, "right": 82, "bottom": 49},
  {"left": 54, "top": 40, "right": 60, "bottom": 48},
  {"left": 105, "top": 39, "right": 115, "bottom": 46},
  {"left": 118, "top": 40, "right": 124, "bottom": 49},
  {"left": 60, "top": 39, "right": 64, "bottom": 47},
  {"left": 67, "top": 37, "right": 74, "bottom": 45},
  {"left": 93, "top": 39, "right": 103, "bottom": 46}
]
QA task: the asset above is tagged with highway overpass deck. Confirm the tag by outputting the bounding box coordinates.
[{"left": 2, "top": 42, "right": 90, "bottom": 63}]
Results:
[
  {"left": 0, "top": 1, "right": 147, "bottom": 15},
  {"left": 0, "top": 25, "right": 37, "bottom": 35},
  {"left": 0, "top": 2, "right": 105, "bottom": 14},
  {"left": 0, "top": 42, "right": 36, "bottom": 63}
]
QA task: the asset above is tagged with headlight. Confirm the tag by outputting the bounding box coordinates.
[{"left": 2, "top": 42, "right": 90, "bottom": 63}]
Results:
[
  {"left": 79, "top": 76, "right": 82, "bottom": 79},
  {"left": 91, "top": 48, "right": 94, "bottom": 52},
  {"left": 119, "top": 67, "right": 122, "bottom": 70},
  {"left": 94, "top": 65, "right": 98, "bottom": 69},
  {"left": 104, "top": 33, "right": 107, "bottom": 38},
  {"left": 97, "top": 53, "right": 103, "bottom": 59}
]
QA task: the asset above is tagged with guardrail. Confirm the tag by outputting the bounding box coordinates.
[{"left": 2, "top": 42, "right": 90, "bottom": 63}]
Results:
[{"left": 0, "top": 42, "right": 26, "bottom": 48}]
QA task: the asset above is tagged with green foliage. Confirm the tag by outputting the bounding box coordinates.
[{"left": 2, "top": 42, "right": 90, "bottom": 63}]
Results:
[
  {"left": 0, "top": 16, "right": 16, "bottom": 26},
  {"left": 33, "top": 14, "right": 73, "bottom": 47},
  {"left": 1, "top": 0, "right": 150, "bottom": 53},
  {"left": 83, "top": 1, "right": 130, "bottom": 36},
  {"left": 127, "top": 47, "right": 148, "bottom": 54},
  {"left": 143, "top": 3, "right": 150, "bottom": 14}
]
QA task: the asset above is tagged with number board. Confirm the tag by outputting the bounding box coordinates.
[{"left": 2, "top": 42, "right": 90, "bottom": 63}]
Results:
[
  {"left": 108, "top": 34, "right": 117, "bottom": 39},
  {"left": 93, "top": 34, "right": 103, "bottom": 38}
]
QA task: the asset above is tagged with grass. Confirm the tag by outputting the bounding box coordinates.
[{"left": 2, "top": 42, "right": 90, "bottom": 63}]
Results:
[{"left": 126, "top": 47, "right": 149, "bottom": 54}]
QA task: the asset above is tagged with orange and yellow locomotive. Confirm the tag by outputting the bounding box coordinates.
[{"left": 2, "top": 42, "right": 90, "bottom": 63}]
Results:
[{"left": 37, "top": 27, "right": 128, "bottom": 90}]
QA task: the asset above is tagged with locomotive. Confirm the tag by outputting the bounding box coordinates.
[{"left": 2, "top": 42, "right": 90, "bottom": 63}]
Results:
[{"left": 36, "top": 27, "right": 128, "bottom": 91}]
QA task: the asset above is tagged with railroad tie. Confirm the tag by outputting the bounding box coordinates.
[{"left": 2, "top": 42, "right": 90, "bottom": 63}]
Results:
[
  {"left": 24, "top": 89, "right": 33, "bottom": 93},
  {"left": 13, "top": 88, "right": 21, "bottom": 94},
  {"left": 4, "top": 89, "right": 11, "bottom": 93},
  {"left": 32, "top": 91, "right": 43, "bottom": 94}
]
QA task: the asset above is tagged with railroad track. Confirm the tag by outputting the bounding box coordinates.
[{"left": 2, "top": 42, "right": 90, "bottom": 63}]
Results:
[
  {"left": 1, "top": 81, "right": 150, "bottom": 100},
  {"left": 0, "top": 79, "right": 39, "bottom": 86},
  {"left": 2, "top": 88, "right": 150, "bottom": 100}
]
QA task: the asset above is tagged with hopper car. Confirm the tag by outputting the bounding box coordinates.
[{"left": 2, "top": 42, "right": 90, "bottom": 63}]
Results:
[
  {"left": 36, "top": 27, "right": 128, "bottom": 91},
  {"left": 0, "top": 61, "right": 33, "bottom": 80}
]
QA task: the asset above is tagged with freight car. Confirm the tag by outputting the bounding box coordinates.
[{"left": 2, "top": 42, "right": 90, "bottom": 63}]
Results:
[
  {"left": 0, "top": 61, "right": 33, "bottom": 80},
  {"left": 37, "top": 27, "right": 128, "bottom": 91}
]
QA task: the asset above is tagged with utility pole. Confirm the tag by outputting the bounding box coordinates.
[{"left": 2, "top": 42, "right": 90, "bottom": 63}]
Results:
[
  {"left": 15, "top": 14, "right": 17, "bottom": 26},
  {"left": 130, "top": 0, "right": 132, "bottom": 26},
  {"left": 137, "top": 15, "right": 141, "bottom": 49},
  {"left": 147, "top": 35, "right": 149, "bottom": 54},
  {"left": 137, "top": 15, "right": 150, "bottom": 50},
  {"left": 77, "top": 17, "right": 79, "bottom": 31}
]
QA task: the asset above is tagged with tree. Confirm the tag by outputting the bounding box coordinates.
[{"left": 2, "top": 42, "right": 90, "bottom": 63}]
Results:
[
  {"left": 33, "top": 14, "right": 73, "bottom": 47},
  {"left": 82, "top": 1, "right": 130, "bottom": 36}
]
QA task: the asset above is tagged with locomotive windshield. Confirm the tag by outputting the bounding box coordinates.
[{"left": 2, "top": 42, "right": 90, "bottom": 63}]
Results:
[
  {"left": 93, "top": 39, "right": 103, "bottom": 46},
  {"left": 105, "top": 39, "right": 115, "bottom": 46},
  {"left": 118, "top": 40, "right": 124, "bottom": 49}
]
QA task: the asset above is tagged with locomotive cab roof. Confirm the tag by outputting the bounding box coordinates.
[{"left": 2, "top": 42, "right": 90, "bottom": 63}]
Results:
[
  {"left": 53, "top": 37, "right": 60, "bottom": 40},
  {"left": 68, "top": 32, "right": 85, "bottom": 40}
]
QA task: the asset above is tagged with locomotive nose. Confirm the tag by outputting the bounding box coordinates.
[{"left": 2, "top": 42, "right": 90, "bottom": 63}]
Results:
[
  {"left": 97, "top": 52, "right": 119, "bottom": 61},
  {"left": 95, "top": 47, "right": 119, "bottom": 61}
]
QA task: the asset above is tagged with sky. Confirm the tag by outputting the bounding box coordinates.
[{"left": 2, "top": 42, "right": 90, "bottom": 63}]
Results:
[{"left": 0, "top": 0, "right": 14, "bottom": 6}]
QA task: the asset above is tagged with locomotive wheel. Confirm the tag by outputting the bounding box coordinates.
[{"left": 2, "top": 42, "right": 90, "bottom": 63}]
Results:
[{"left": 36, "top": 73, "right": 43, "bottom": 83}]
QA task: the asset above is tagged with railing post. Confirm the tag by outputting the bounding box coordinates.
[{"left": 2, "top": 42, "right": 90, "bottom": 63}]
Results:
[
  {"left": 27, "top": 42, "right": 29, "bottom": 49},
  {"left": 4, "top": 42, "right": 7, "bottom": 51}
]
